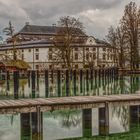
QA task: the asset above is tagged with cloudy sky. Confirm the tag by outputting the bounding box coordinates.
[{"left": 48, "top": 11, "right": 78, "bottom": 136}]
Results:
[{"left": 0, "top": 0, "right": 140, "bottom": 39}]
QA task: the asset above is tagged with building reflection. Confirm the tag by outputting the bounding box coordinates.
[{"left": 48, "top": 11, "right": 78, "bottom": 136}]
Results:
[{"left": 20, "top": 112, "right": 43, "bottom": 140}]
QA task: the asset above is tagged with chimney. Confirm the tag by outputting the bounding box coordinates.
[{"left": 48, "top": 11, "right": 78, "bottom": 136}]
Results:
[{"left": 25, "top": 22, "right": 30, "bottom": 25}]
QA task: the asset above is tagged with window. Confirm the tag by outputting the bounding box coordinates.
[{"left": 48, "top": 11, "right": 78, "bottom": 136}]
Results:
[
  {"left": 93, "top": 48, "right": 96, "bottom": 51},
  {"left": 22, "top": 54, "right": 24, "bottom": 60},
  {"left": 103, "top": 48, "right": 106, "bottom": 51},
  {"left": 49, "top": 54, "right": 52, "bottom": 60},
  {"left": 36, "top": 48, "right": 39, "bottom": 52},
  {"left": 75, "top": 53, "right": 78, "bottom": 60},
  {"left": 93, "top": 53, "right": 96, "bottom": 59},
  {"left": 103, "top": 54, "right": 106, "bottom": 60},
  {"left": 28, "top": 49, "right": 31, "bottom": 52},
  {"left": 75, "top": 65, "right": 78, "bottom": 69},
  {"left": 49, "top": 65, "right": 52, "bottom": 69},
  {"left": 36, "top": 65, "right": 39, "bottom": 70},
  {"left": 86, "top": 48, "right": 89, "bottom": 51},
  {"left": 49, "top": 48, "right": 52, "bottom": 51},
  {"left": 86, "top": 53, "right": 89, "bottom": 60},
  {"left": 22, "top": 49, "right": 24, "bottom": 53},
  {"left": 36, "top": 54, "right": 39, "bottom": 60},
  {"left": 75, "top": 48, "right": 78, "bottom": 51},
  {"left": 62, "top": 65, "right": 65, "bottom": 69},
  {"left": 108, "top": 54, "right": 109, "bottom": 60}
]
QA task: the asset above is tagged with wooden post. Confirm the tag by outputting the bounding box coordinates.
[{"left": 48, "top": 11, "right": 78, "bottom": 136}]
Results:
[
  {"left": 66, "top": 70, "right": 69, "bottom": 96},
  {"left": 13, "top": 70, "right": 19, "bottom": 99},
  {"left": 45, "top": 70, "right": 49, "bottom": 98},
  {"left": 129, "top": 105, "right": 140, "bottom": 131},
  {"left": 99, "top": 102, "right": 109, "bottom": 135},
  {"left": 86, "top": 69, "right": 89, "bottom": 93},
  {"left": 27, "top": 71, "right": 31, "bottom": 88},
  {"left": 57, "top": 70, "right": 61, "bottom": 97},
  {"left": 20, "top": 113, "right": 31, "bottom": 140},
  {"left": 70, "top": 69, "right": 73, "bottom": 81},
  {"left": 37, "top": 70, "right": 39, "bottom": 92},
  {"left": 82, "top": 109, "right": 92, "bottom": 137},
  {"left": 6, "top": 71, "right": 10, "bottom": 94},
  {"left": 6, "top": 70, "right": 10, "bottom": 80},
  {"left": 51, "top": 70, "right": 54, "bottom": 84},
  {"left": 80, "top": 69, "right": 83, "bottom": 93},
  {"left": 73, "top": 70, "right": 77, "bottom": 96},
  {"left": 90, "top": 69, "right": 93, "bottom": 90},
  {"left": 31, "top": 107, "right": 43, "bottom": 140},
  {"left": 99, "top": 69, "right": 101, "bottom": 79},
  {"left": 31, "top": 70, "right": 36, "bottom": 98},
  {"left": 94, "top": 69, "right": 97, "bottom": 80}
]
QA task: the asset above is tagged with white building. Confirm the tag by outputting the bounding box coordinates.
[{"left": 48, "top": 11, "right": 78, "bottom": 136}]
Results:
[{"left": 0, "top": 24, "right": 118, "bottom": 70}]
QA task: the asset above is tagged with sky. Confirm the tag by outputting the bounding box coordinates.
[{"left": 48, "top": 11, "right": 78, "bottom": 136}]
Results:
[{"left": 0, "top": 0, "right": 140, "bottom": 39}]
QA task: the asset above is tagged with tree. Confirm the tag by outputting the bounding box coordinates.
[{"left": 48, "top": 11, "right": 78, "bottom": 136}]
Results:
[
  {"left": 50, "top": 16, "right": 85, "bottom": 69},
  {"left": 106, "top": 26, "right": 118, "bottom": 67},
  {"left": 106, "top": 26, "right": 117, "bottom": 48},
  {"left": 3, "top": 21, "right": 18, "bottom": 60},
  {"left": 115, "top": 26, "right": 127, "bottom": 69},
  {"left": 121, "top": 2, "right": 140, "bottom": 70}
]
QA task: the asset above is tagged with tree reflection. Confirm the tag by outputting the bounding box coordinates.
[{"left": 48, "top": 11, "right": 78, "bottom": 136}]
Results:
[
  {"left": 51, "top": 110, "right": 81, "bottom": 128},
  {"left": 111, "top": 105, "right": 129, "bottom": 131}
]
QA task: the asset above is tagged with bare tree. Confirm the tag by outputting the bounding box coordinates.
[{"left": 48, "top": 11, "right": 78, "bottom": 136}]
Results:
[
  {"left": 116, "top": 26, "right": 127, "bottom": 69},
  {"left": 50, "top": 16, "right": 85, "bottom": 69},
  {"left": 121, "top": 2, "right": 140, "bottom": 70},
  {"left": 106, "top": 26, "right": 119, "bottom": 67},
  {"left": 106, "top": 26, "right": 117, "bottom": 47},
  {"left": 3, "top": 21, "right": 19, "bottom": 60}
]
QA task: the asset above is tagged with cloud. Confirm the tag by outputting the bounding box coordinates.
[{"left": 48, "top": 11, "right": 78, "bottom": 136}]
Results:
[{"left": 0, "top": 0, "right": 139, "bottom": 39}]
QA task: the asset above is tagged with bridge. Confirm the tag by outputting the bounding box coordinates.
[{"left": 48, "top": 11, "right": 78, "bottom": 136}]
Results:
[{"left": 0, "top": 94, "right": 140, "bottom": 114}]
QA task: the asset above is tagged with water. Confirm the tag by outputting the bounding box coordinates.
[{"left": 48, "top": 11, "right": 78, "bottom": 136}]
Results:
[{"left": 0, "top": 74, "right": 140, "bottom": 140}]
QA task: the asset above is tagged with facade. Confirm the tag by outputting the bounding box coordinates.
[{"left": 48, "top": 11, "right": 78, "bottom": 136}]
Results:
[{"left": 0, "top": 23, "right": 118, "bottom": 70}]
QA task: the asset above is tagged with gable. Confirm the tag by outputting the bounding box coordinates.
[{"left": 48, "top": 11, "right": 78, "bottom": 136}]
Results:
[{"left": 86, "top": 36, "right": 97, "bottom": 45}]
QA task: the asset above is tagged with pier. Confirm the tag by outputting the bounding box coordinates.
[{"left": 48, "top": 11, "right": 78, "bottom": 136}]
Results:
[{"left": 0, "top": 94, "right": 140, "bottom": 114}]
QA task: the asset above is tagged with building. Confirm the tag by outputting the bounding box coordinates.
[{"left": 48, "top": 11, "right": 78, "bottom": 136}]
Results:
[{"left": 0, "top": 23, "right": 118, "bottom": 70}]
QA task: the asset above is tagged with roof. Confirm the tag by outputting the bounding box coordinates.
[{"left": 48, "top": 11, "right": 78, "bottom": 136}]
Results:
[
  {"left": 0, "top": 59, "right": 31, "bottom": 70},
  {"left": 0, "top": 38, "right": 116, "bottom": 51},
  {"left": 18, "top": 24, "right": 86, "bottom": 36}
]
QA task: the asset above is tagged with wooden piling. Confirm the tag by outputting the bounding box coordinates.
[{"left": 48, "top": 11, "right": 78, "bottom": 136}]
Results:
[
  {"left": 66, "top": 70, "right": 69, "bottom": 96},
  {"left": 99, "top": 103, "right": 109, "bottom": 135},
  {"left": 45, "top": 70, "right": 49, "bottom": 98},
  {"left": 90, "top": 69, "right": 93, "bottom": 90},
  {"left": 80, "top": 69, "right": 83, "bottom": 93},
  {"left": 86, "top": 69, "right": 89, "bottom": 93},
  {"left": 73, "top": 70, "right": 77, "bottom": 96},
  {"left": 31, "top": 70, "right": 36, "bottom": 98},
  {"left": 57, "top": 70, "right": 61, "bottom": 97},
  {"left": 82, "top": 109, "right": 92, "bottom": 137},
  {"left": 13, "top": 70, "right": 19, "bottom": 99}
]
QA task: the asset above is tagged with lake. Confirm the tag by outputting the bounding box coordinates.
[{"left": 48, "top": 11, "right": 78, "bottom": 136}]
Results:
[{"left": 0, "top": 73, "right": 140, "bottom": 140}]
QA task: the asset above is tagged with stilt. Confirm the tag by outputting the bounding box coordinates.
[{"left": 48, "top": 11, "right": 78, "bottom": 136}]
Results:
[
  {"left": 13, "top": 70, "right": 19, "bottom": 99},
  {"left": 45, "top": 70, "right": 49, "bottom": 97},
  {"left": 80, "top": 69, "right": 83, "bottom": 93},
  {"left": 66, "top": 70, "right": 69, "bottom": 96},
  {"left": 31, "top": 70, "right": 36, "bottom": 98},
  {"left": 73, "top": 70, "right": 77, "bottom": 96},
  {"left": 57, "top": 70, "right": 61, "bottom": 97},
  {"left": 99, "top": 102, "right": 109, "bottom": 135},
  {"left": 82, "top": 109, "right": 92, "bottom": 137}
]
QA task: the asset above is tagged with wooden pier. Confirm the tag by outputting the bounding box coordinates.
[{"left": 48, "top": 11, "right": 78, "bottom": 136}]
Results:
[{"left": 1, "top": 94, "right": 140, "bottom": 114}]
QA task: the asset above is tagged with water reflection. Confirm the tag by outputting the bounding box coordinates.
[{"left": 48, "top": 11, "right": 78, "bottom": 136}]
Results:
[
  {"left": 0, "top": 105, "right": 140, "bottom": 139},
  {"left": 21, "top": 112, "right": 43, "bottom": 140},
  {"left": 0, "top": 74, "right": 140, "bottom": 99},
  {"left": 1, "top": 74, "right": 140, "bottom": 139}
]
